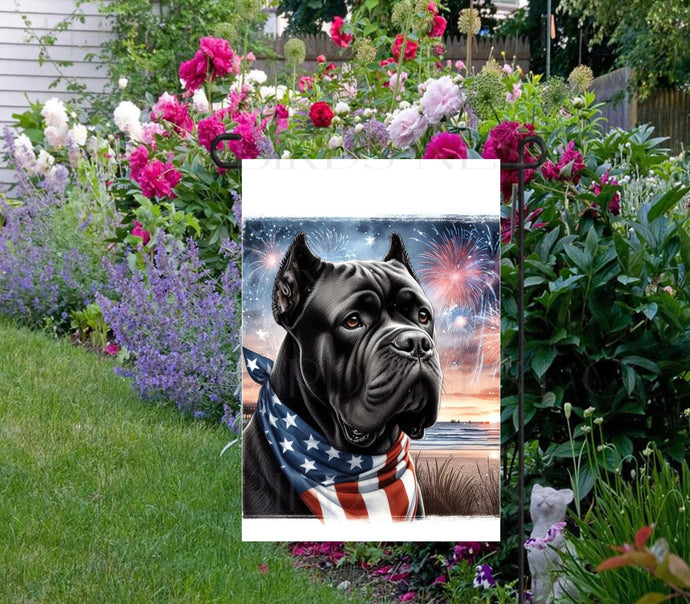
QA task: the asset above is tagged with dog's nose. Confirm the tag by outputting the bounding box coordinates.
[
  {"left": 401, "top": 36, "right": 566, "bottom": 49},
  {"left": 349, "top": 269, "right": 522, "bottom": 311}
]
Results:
[{"left": 393, "top": 331, "right": 433, "bottom": 359}]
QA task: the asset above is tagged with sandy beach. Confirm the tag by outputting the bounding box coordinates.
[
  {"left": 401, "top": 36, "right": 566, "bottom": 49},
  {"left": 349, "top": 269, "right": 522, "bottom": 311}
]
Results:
[{"left": 412, "top": 448, "right": 500, "bottom": 478}]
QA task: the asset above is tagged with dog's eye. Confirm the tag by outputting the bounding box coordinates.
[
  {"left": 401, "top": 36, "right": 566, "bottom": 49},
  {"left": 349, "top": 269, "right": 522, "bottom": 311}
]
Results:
[
  {"left": 418, "top": 309, "right": 430, "bottom": 325},
  {"left": 343, "top": 314, "right": 362, "bottom": 329}
]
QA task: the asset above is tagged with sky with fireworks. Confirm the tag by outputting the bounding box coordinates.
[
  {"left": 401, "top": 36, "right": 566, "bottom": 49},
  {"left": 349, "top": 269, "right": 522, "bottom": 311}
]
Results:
[{"left": 242, "top": 217, "right": 500, "bottom": 423}]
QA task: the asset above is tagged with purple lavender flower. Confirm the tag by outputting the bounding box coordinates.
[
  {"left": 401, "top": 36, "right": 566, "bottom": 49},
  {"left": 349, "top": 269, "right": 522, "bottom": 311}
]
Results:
[{"left": 97, "top": 235, "right": 242, "bottom": 421}]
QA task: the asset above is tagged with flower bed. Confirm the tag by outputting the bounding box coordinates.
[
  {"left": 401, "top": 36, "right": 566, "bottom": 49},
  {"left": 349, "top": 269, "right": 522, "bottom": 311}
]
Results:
[{"left": 2, "top": 3, "right": 690, "bottom": 600}]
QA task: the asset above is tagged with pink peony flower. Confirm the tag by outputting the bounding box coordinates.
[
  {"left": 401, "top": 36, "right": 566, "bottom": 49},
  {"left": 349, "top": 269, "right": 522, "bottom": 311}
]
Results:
[
  {"left": 197, "top": 115, "right": 226, "bottom": 152},
  {"left": 140, "top": 122, "right": 166, "bottom": 145},
  {"left": 316, "top": 54, "right": 326, "bottom": 63},
  {"left": 542, "top": 140, "right": 585, "bottom": 185},
  {"left": 590, "top": 169, "right": 621, "bottom": 215},
  {"left": 228, "top": 116, "right": 262, "bottom": 160},
  {"left": 423, "top": 132, "right": 468, "bottom": 159},
  {"left": 128, "top": 145, "right": 149, "bottom": 181},
  {"left": 399, "top": 593, "right": 416, "bottom": 602},
  {"left": 388, "top": 106, "right": 428, "bottom": 148},
  {"left": 131, "top": 220, "right": 151, "bottom": 245},
  {"left": 392, "top": 35, "right": 418, "bottom": 61},
  {"left": 455, "top": 59, "right": 465, "bottom": 70},
  {"left": 137, "top": 158, "right": 182, "bottom": 199},
  {"left": 506, "top": 81, "right": 522, "bottom": 102},
  {"left": 330, "top": 16, "right": 353, "bottom": 48},
  {"left": 421, "top": 75, "right": 464, "bottom": 124},
  {"left": 151, "top": 93, "right": 194, "bottom": 135},
  {"left": 427, "top": 2, "right": 438, "bottom": 13},
  {"left": 429, "top": 15, "right": 447, "bottom": 37},
  {"left": 179, "top": 50, "right": 208, "bottom": 93},
  {"left": 482, "top": 121, "right": 536, "bottom": 201},
  {"left": 200, "top": 37, "right": 236, "bottom": 79},
  {"left": 104, "top": 342, "right": 120, "bottom": 356},
  {"left": 179, "top": 37, "right": 237, "bottom": 92},
  {"left": 298, "top": 75, "right": 314, "bottom": 92}
]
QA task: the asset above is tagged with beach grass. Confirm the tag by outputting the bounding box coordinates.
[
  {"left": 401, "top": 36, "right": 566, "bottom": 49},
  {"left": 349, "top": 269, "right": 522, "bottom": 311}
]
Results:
[
  {"left": 415, "top": 453, "right": 500, "bottom": 516},
  {"left": 0, "top": 320, "right": 355, "bottom": 603}
]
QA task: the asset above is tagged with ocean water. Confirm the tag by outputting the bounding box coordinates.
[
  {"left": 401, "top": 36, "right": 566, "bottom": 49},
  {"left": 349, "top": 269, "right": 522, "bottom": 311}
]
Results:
[{"left": 409, "top": 421, "right": 500, "bottom": 451}]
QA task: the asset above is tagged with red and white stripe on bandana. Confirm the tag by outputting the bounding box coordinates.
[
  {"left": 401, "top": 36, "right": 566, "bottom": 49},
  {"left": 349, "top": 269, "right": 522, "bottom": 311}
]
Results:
[{"left": 244, "top": 348, "right": 421, "bottom": 522}]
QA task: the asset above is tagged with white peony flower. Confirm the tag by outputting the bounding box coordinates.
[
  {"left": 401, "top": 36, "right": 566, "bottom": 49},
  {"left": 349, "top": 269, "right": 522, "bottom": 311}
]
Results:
[
  {"left": 328, "top": 134, "right": 343, "bottom": 150},
  {"left": 281, "top": 150, "right": 292, "bottom": 159},
  {"left": 35, "top": 149, "right": 55, "bottom": 175},
  {"left": 192, "top": 88, "right": 210, "bottom": 113},
  {"left": 388, "top": 106, "right": 428, "bottom": 148},
  {"left": 334, "top": 101, "right": 350, "bottom": 115},
  {"left": 259, "top": 85, "right": 289, "bottom": 101},
  {"left": 68, "top": 123, "right": 88, "bottom": 147},
  {"left": 44, "top": 125, "right": 68, "bottom": 149},
  {"left": 354, "top": 123, "right": 364, "bottom": 134},
  {"left": 421, "top": 76, "right": 464, "bottom": 124},
  {"left": 113, "top": 101, "right": 142, "bottom": 140},
  {"left": 118, "top": 77, "right": 128, "bottom": 90},
  {"left": 41, "top": 97, "right": 68, "bottom": 129},
  {"left": 247, "top": 69, "right": 268, "bottom": 85}
]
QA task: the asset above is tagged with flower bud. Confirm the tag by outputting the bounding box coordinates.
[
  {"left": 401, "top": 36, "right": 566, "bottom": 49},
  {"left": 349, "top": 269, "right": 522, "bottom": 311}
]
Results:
[
  {"left": 118, "top": 77, "right": 128, "bottom": 90},
  {"left": 328, "top": 134, "right": 342, "bottom": 150},
  {"left": 564, "top": 403, "right": 572, "bottom": 420},
  {"left": 281, "top": 150, "right": 292, "bottom": 159},
  {"left": 334, "top": 101, "right": 350, "bottom": 115}
]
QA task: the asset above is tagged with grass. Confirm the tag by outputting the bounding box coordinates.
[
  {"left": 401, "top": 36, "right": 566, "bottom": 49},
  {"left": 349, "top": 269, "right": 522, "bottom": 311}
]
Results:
[
  {"left": 0, "top": 320, "right": 356, "bottom": 603},
  {"left": 415, "top": 456, "right": 500, "bottom": 516}
]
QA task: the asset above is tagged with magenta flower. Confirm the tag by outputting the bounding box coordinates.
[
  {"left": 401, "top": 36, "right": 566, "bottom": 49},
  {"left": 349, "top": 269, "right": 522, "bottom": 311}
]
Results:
[
  {"left": 589, "top": 169, "right": 621, "bottom": 216},
  {"left": 399, "top": 592, "right": 416, "bottom": 602},
  {"left": 179, "top": 37, "right": 237, "bottom": 92},
  {"left": 128, "top": 146, "right": 149, "bottom": 181},
  {"left": 131, "top": 220, "right": 151, "bottom": 245},
  {"left": 152, "top": 93, "right": 194, "bottom": 135},
  {"left": 197, "top": 115, "right": 226, "bottom": 152},
  {"left": 330, "top": 16, "right": 353, "bottom": 48},
  {"left": 104, "top": 342, "right": 120, "bottom": 356},
  {"left": 542, "top": 140, "right": 586, "bottom": 184},
  {"left": 429, "top": 15, "right": 447, "bottom": 37},
  {"left": 137, "top": 158, "right": 182, "bottom": 199},
  {"left": 423, "top": 132, "right": 468, "bottom": 159},
  {"left": 228, "top": 114, "right": 262, "bottom": 160},
  {"left": 482, "top": 121, "right": 536, "bottom": 201}
]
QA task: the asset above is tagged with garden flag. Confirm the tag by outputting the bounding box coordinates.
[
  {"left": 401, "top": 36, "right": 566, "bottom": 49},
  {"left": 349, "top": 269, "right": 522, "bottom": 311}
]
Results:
[{"left": 241, "top": 159, "right": 501, "bottom": 541}]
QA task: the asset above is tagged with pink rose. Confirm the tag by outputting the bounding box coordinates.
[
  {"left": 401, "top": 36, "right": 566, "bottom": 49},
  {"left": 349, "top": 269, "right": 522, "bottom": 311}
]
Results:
[
  {"left": 392, "top": 34, "right": 418, "bottom": 61},
  {"left": 429, "top": 15, "right": 447, "bottom": 37},
  {"left": 330, "top": 16, "right": 353, "bottom": 48},
  {"left": 422, "top": 132, "right": 468, "bottom": 159}
]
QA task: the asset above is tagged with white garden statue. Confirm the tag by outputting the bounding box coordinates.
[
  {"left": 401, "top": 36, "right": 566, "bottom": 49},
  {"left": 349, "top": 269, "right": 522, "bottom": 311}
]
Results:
[{"left": 525, "top": 484, "right": 578, "bottom": 603}]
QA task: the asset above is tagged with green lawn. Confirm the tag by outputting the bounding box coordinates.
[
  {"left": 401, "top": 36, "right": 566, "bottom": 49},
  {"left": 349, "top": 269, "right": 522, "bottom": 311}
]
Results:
[{"left": 0, "top": 321, "right": 354, "bottom": 603}]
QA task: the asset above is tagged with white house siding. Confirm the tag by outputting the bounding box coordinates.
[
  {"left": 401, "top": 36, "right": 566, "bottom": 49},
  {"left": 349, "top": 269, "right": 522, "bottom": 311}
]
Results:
[{"left": 0, "top": 0, "right": 112, "bottom": 185}]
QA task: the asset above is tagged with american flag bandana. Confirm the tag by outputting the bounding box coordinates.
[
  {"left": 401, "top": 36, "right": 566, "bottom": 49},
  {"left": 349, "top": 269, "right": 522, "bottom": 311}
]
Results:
[{"left": 243, "top": 348, "right": 421, "bottom": 522}]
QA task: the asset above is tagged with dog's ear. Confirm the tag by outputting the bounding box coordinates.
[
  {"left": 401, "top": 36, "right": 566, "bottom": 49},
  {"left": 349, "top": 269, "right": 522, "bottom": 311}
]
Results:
[
  {"left": 272, "top": 233, "right": 324, "bottom": 328},
  {"left": 383, "top": 232, "right": 419, "bottom": 282}
]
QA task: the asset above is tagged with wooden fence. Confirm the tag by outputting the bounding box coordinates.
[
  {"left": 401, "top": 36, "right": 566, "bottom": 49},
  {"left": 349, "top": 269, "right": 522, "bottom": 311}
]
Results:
[
  {"left": 256, "top": 33, "right": 530, "bottom": 79},
  {"left": 592, "top": 67, "right": 690, "bottom": 154}
]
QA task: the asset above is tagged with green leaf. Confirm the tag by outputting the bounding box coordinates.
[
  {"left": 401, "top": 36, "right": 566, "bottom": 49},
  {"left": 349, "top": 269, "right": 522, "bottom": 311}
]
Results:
[
  {"left": 633, "top": 594, "right": 669, "bottom": 604},
  {"left": 622, "top": 364, "right": 637, "bottom": 395},
  {"left": 532, "top": 348, "right": 557, "bottom": 379},
  {"left": 647, "top": 185, "right": 689, "bottom": 222},
  {"left": 564, "top": 243, "right": 591, "bottom": 272},
  {"left": 365, "top": 0, "right": 379, "bottom": 10},
  {"left": 617, "top": 275, "right": 640, "bottom": 285},
  {"left": 623, "top": 356, "right": 660, "bottom": 375}
]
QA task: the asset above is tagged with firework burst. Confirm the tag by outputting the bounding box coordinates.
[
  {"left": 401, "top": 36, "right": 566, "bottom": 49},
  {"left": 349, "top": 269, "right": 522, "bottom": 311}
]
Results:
[
  {"left": 307, "top": 227, "right": 353, "bottom": 261},
  {"left": 244, "top": 231, "right": 289, "bottom": 296},
  {"left": 418, "top": 227, "right": 497, "bottom": 310}
]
